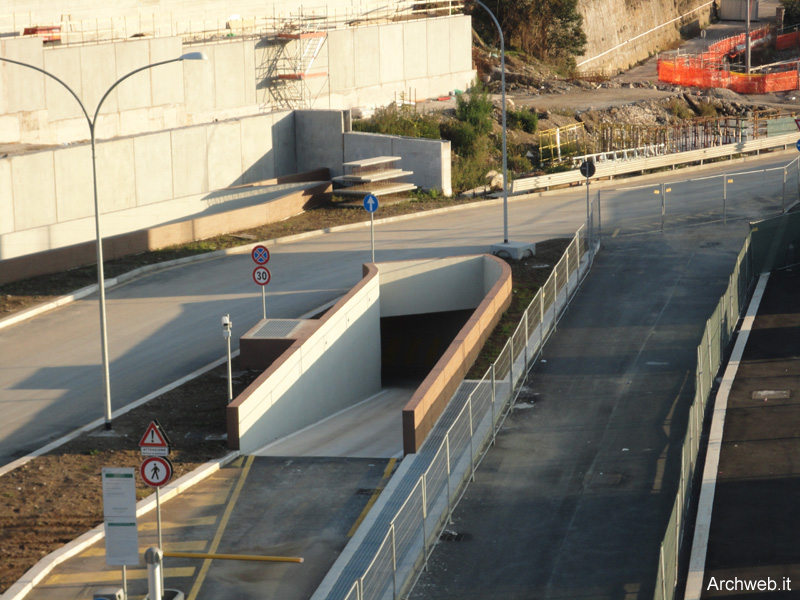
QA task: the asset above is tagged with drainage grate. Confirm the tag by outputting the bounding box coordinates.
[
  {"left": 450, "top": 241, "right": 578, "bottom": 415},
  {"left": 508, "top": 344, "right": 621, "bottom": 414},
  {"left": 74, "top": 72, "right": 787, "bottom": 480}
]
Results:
[
  {"left": 356, "top": 488, "right": 383, "bottom": 496},
  {"left": 439, "top": 530, "right": 470, "bottom": 542},
  {"left": 250, "top": 319, "right": 304, "bottom": 339}
]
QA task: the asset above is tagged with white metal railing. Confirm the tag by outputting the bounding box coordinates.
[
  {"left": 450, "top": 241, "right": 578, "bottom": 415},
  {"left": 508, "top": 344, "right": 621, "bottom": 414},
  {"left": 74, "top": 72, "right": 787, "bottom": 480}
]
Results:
[
  {"left": 512, "top": 131, "right": 800, "bottom": 195},
  {"left": 652, "top": 236, "right": 754, "bottom": 600},
  {"left": 318, "top": 215, "right": 599, "bottom": 600}
]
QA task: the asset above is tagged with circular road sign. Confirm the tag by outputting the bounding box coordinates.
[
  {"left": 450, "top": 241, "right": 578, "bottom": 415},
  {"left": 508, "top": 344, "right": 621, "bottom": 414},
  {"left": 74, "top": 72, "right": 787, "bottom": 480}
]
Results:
[
  {"left": 252, "top": 245, "right": 270, "bottom": 265},
  {"left": 363, "top": 194, "right": 379, "bottom": 213},
  {"left": 579, "top": 160, "right": 596, "bottom": 179},
  {"left": 796, "top": 138, "right": 800, "bottom": 152},
  {"left": 140, "top": 456, "right": 173, "bottom": 488},
  {"left": 253, "top": 266, "right": 271, "bottom": 286}
]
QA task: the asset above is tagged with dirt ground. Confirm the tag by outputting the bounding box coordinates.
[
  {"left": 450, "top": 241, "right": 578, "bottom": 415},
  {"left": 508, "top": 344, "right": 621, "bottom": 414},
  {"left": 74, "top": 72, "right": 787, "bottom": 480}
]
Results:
[
  {"left": 2, "top": 9, "right": 796, "bottom": 591},
  {"left": 0, "top": 360, "right": 259, "bottom": 592}
]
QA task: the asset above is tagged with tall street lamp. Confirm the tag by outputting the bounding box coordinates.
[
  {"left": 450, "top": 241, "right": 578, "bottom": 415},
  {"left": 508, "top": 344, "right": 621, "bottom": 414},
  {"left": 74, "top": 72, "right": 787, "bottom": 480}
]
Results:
[
  {"left": 0, "top": 50, "right": 208, "bottom": 429},
  {"left": 472, "top": 1, "right": 534, "bottom": 259}
]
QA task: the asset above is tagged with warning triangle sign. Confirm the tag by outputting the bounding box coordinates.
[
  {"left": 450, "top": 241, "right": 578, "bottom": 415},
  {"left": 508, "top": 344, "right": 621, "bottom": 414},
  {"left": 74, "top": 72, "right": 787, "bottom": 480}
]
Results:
[{"left": 139, "top": 421, "right": 169, "bottom": 448}]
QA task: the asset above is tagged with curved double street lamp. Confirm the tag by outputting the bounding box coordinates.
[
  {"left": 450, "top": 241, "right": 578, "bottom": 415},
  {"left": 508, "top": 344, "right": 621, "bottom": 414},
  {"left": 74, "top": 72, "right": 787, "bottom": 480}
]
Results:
[{"left": 0, "top": 50, "right": 208, "bottom": 429}]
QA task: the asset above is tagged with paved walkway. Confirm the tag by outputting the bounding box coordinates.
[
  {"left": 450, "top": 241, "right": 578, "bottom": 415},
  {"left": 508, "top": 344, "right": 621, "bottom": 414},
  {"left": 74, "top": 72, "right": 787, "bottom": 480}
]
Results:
[
  {"left": 21, "top": 456, "right": 394, "bottom": 600},
  {"left": 695, "top": 267, "right": 800, "bottom": 598}
]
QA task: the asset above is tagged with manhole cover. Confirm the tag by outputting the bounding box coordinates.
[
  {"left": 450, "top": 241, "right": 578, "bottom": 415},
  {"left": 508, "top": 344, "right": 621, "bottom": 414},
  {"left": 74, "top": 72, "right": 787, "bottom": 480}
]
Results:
[{"left": 751, "top": 390, "right": 791, "bottom": 400}]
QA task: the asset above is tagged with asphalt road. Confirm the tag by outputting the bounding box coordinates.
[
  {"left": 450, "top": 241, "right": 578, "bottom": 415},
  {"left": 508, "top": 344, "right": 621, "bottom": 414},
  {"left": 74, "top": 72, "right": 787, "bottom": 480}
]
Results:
[
  {"left": 0, "top": 152, "right": 795, "bottom": 466},
  {"left": 409, "top": 224, "right": 752, "bottom": 600}
]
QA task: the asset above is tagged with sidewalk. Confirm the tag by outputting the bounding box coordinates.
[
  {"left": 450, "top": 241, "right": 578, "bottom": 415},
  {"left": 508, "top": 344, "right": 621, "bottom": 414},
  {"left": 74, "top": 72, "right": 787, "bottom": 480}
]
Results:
[{"left": 697, "top": 267, "right": 800, "bottom": 598}]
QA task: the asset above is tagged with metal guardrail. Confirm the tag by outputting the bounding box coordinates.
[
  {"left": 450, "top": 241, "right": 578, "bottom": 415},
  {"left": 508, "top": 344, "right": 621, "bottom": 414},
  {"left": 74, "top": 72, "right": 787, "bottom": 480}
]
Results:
[
  {"left": 652, "top": 236, "right": 755, "bottom": 600},
  {"left": 315, "top": 215, "right": 600, "bottom": 600},
  {"left": 511, "top": 132, "right": 800, "bottom": 195}
]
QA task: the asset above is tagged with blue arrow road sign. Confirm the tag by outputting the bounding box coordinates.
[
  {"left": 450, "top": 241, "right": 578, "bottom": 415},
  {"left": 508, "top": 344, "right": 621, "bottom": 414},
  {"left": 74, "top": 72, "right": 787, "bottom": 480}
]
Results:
[
  {"left": 363, "top": 194, "right": 379, "bottom": 213},
  {"left": 796, "top": 138, "right": 800, "bottom": 152}
]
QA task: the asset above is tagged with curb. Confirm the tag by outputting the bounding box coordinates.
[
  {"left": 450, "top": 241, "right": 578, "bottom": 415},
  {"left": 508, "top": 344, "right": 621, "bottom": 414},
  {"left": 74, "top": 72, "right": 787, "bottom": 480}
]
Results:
[
  {"left": 683, "top": 273, "right": 770, "bottom": 600},
  {"left": 0, "top": 451, "right": 241, "bottom": 600},
  {"left": 3, "top": 149, "right": 792, "bottom": 333}
]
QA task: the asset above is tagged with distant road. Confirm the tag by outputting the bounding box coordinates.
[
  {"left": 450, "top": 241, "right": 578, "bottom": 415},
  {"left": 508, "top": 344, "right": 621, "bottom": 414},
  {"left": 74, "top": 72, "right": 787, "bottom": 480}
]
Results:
[{"left": 0, "top": 152, "right": 793, "bottom": 466}]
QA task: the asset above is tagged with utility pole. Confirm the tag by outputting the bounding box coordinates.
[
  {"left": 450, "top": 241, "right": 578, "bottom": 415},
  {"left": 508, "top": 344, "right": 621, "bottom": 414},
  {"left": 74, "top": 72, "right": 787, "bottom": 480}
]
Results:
[{"left": 746, "top": 0, "right": 751, "bottom": 75}]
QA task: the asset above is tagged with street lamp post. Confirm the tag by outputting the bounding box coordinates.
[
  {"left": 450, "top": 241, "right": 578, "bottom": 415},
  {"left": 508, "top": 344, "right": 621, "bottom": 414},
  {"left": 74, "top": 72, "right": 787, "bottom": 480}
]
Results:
[
  {"left": 0, "top": 50, "right": 207, "bottom": 429},
  {"left": 472, "top": 2, "right": 534, "bottom": 259},
  {"left": 473, "top": 0, "right": 509, "bottom": 244}
]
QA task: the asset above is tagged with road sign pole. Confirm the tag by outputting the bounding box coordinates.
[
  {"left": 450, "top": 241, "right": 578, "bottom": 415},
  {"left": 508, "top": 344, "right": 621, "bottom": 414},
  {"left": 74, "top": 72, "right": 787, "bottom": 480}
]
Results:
[
  {"left": 261, "top": 286, "right": 266, "bottom": 321},
  {"left": 370, "top": 212, "right": 375, "bottom": 263},
  {"left": 156, "top": 487, "right": 164, "bottom": 592}
]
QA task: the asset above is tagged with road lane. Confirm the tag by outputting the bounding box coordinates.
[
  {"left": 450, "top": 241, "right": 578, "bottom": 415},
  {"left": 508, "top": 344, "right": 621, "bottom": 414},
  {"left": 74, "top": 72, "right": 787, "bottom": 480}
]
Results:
[{"left": 0, "top": 152, "right": 794, "bottom": 465}]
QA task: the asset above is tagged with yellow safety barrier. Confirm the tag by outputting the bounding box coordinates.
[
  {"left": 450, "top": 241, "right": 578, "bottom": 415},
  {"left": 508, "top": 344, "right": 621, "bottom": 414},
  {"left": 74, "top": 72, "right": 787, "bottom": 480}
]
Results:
[{"left": 164, "top": 551, "right": 303, "bottom": 563}]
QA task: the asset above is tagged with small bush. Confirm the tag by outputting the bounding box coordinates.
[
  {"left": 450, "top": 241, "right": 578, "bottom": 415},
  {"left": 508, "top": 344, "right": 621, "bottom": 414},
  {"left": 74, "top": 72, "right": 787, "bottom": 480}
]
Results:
[
  {"left": 696, "top": 100, "right": 719, "bottom": 118},
  {"left": 440, "top": 120, "right": 480, "bottom": 157},
  {"left": 668, "top": 98, "right": 693, "bottom": 120},
  {"left": 353, "top": 105, "right": 441, "bottom": 139},
  {"left": 455, "top": 81, "right": 494, "bottom": 135},
  {"left": 507, "top": 108, "right": 538, "bottom": 134}
]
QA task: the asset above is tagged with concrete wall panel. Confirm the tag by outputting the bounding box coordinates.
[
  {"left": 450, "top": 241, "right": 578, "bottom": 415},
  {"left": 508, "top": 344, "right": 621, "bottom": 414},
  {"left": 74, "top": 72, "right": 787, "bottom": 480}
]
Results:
[
  {"left": 0, "top": 161, "right": 13, "bottom": 235},
  {"left": 379, "top": 24, "right": 404, "bottom": 85},
  {"left": 403, "top": 20, "right": 428, "bottom": 81},
  {"left": 426, "top": 18, "right": 450, "bottom": 77},
  {"left": 449, "top": 15, "right": 473, "bottom": 74},
  {"left": 96, "top": 138, "right": 137, "bottom": 213},
  {"left": 80, "top": 44, "right": 118, "bottom": 116},
  {"left": 343, "top": 132, "right": 393, "bottom": 163},
  {"left": 271, "top": 110, "right": 296, "bottom": 177},
  {"left": 2, "top": 38, "right": 46, "bottom": 113},
  {"left": 42, "top": 47, "right": 85, "bottom": 122},
  {"left": 134, "top": 131, "right": 174, "bottom": 206},
  {"left": 149, "top": 36, "right": 185, "bottom": 106},
  {"left": 54, "top": 145, "right": 93, "bottom": 222},
  {"left": 242, "top": 40, "right": 257, "bottom": 107},
  {"left": 295, "top": 110, "right": 344, "bottom": 176},
  {"left": 240, "top": 114, "right": 275, "bottom": 183},
  {"left": 183, "top": 45, "right": 216, "bottom": 112},
  {"left": 392, "top": 135, "right": 451, "bottom": 195},
  {"left": 171, "top": 126, "right": 208, "bottom": 197},
  {"left": 328, "top": 29, "right": 355, "bottom": 92},
  {"left": 11, "top": 151, "right": 56, "bottom": 230},
  {"left": 207, "top": 120, "right": 243, "bottom": 189},
  {"left": 354, "top": 27, "right": 380, "bottom": 89},
  {"left": 114, "top": 40, "right": 152, "bottom": 111},
  {"left": 213, "top": 42, "right": 247, "bottom": 110}
]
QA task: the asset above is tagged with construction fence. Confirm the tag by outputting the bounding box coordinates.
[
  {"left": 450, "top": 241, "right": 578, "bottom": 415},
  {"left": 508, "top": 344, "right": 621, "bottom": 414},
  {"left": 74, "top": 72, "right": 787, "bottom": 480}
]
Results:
[
  {"left": 657, "top": 24, "right": 800, "bottom": 93},
  {"left": 315, "top": 208, "right": 600, "bottom": 600}
]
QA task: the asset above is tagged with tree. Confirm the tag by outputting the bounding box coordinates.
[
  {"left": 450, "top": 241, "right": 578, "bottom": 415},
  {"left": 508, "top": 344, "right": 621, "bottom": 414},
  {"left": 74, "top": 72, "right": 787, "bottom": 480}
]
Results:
[
  {"left": 783, "top": 0, "right": 800, "bottom": 26},
  {"left": 472, "top": 0, "right": 586, "bottom": 64}
]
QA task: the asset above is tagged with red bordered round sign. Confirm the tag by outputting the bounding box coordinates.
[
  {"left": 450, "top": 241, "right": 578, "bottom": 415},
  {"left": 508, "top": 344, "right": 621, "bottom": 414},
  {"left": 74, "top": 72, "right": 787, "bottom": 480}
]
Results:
[
  {"left": 251, "top": 245, "right": 270, "bottom": 265},
  {"left": 140, "top": 456, "right": 173, "bottom": 488},
  {"left": 253, "top": 266, "right": 271, "bottom": 286}
]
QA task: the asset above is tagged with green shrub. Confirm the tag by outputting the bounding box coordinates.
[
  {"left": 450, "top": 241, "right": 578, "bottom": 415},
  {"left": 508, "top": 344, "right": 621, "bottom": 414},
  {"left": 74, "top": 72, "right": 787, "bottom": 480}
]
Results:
[
  {"left": 507, "top": 108, "right": 538, "bottom": 133},
  {"left": 353, "top": 105, "right": 441, "bottom": 139},
  {"left": 440, "top": 120, "right": 480, "bottom": 157},
  {"left": 455, "top": 81, "right": 494, "bottom": 135}
]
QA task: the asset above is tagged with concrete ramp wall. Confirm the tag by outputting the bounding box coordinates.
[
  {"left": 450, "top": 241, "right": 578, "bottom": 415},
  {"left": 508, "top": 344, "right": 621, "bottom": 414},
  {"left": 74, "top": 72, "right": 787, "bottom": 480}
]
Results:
[
  {"left": 400, "top": 255, "right": 512, "bottom": 454},
  {"left": 228, "top": 264, "right": 382, "bottom": 453}
]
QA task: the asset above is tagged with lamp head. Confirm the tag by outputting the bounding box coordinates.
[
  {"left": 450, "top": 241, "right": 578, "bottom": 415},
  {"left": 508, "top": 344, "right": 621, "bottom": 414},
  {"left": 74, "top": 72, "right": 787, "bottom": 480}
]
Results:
[{"left": 179, "top": 52, "right": 208, "bottom": 61}]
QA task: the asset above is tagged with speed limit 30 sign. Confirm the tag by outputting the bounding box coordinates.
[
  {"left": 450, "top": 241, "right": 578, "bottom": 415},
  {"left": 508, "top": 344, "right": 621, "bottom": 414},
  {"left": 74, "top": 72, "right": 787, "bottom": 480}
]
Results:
[{"left": 253, "top": 267, "right": 271, "bottom": 286}]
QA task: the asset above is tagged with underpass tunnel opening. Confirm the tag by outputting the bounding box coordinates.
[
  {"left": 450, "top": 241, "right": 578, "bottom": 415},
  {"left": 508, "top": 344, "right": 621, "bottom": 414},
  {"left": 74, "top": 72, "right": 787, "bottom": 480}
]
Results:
[{"left": 380, "top": 309, "right": 474, "bottom": 384}]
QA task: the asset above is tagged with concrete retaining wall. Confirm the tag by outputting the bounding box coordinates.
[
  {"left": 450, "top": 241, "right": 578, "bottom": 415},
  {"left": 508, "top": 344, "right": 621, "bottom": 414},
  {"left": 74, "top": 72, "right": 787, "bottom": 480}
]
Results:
[
  {"left": 0, "top": 175, "right": 330, "bottom": 285},
  {"left": 397, "top": 255, "right": 512, "bottom": 454},
  {"left": 577, "top": 0, "right": 714, "bottom": 73},
  {"left": 228, "top": 263, "right": 382, "bottom": 453},
  {"left": 344, "top": 132, "right": 452, "bottom": 196},
  {"left": 0, "top": 110, "right": 299, "bottom": 263}
]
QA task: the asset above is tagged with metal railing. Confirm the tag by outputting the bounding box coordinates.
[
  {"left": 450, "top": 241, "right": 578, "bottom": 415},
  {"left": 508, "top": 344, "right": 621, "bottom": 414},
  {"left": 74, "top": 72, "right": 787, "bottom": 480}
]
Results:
[
  {"left": 652, "top": 235, "right": 755, "bottom": 600},
  {"left": 0, "top": 1, "right": 459, "bottom": 47},
  {"left": 318, "top": 210, "right": 600, "bottom": 600},
  {"left": 512, "top": 131, "right": 800, "bottom": 195}
]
